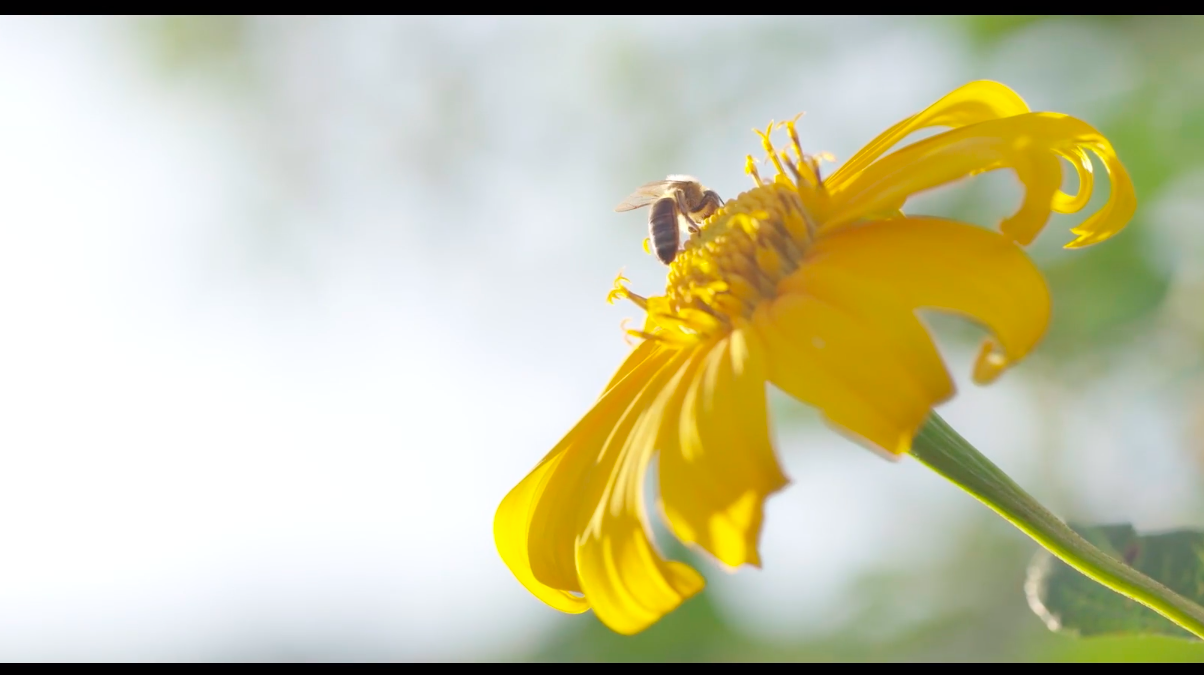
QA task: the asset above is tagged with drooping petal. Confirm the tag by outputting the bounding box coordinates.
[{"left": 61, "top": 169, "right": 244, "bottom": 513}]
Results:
[
  {"left": 658, "top": 326, "right": 789, "bottom": 569},
  {"left": 783, "top": 216, "right": 1050, "bottom": 385},
  {"left": 823, "top": 113, "right": 1135, "bottom": 248},
  {"left": 493, "top": 452, "right": 590, "bottom": 613},
  {"left": 777, "top": 258, "right": 956, "bottom": 403},
  {"left": 754, "top": 292, "right": 942, "bottom": 456},
  {"left": 503, "top": 341, "right": 667, "bottom": 596},
  {"left": 575, "top": 348, "right": 705, "bottom": 635},
  {"left": 827, "top": 80, "right": 1031, "bottom": 191}
]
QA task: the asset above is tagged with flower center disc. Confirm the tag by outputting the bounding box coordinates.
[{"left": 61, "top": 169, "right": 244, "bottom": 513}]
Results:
[
  {"left": 666, "top": 181, "right": 814, "bottom": 335},
  {"left": 609, "top": 120, "right": 830, "bottom": 344}
]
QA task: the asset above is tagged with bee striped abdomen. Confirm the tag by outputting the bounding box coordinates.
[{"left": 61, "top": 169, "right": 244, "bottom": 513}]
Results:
[{"left": 648, "top": 197, "right": 681, "bottom": 265}]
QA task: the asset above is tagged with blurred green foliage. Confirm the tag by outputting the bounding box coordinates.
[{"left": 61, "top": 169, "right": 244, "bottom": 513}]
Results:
[
  {"left": 961, "top": 16, "right": 1050, "bottom": 45},
  {"left": 1040, "top": 230, "right": 1171, "bottom": 364},
  {"left": 138, "top": 16, "right": 249, "bottom": 79}
]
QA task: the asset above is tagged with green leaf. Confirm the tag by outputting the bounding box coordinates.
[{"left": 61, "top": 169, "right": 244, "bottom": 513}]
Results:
[{"left": 1026, "top": 524, "right": 1204, "bottom": 640}]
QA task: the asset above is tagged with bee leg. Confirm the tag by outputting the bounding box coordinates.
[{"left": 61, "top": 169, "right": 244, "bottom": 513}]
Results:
[
  {"left": 670, "top": 188, "right": 699, "bottom": 234},
  {"left": 671, "top": 188, "right": 690, "bottom": 215}
]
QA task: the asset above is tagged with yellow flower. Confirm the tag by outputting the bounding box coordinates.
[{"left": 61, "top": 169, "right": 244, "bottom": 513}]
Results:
[{"left": 494, "top": 81, "right": 1135, "bottom": 635}]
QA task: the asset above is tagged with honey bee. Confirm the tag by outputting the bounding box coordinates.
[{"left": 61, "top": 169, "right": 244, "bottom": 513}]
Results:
[{"left": 614, "top": 175, "right": 723, "bottom": 264}]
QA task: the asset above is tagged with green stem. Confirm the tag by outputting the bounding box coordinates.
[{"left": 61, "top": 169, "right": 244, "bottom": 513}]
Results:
[{"left": 910, "top": 412, "right": 1204, "bottom": 639}]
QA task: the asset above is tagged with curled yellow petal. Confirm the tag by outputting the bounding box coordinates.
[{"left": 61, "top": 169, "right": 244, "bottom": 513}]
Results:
[
  {"left": 1063, "top": 140, "right": 1134, "bottom": 249},
  {"left": 827, "top": 80, "right": 1031, "bottom": 191},
  {"left": 825, "top": 112, "right": 1135, "bottom": 248},
  {"left": 785, "top": 216, "right": 1050, "bottom": 383},
  {"left": 658, "top": 326, "right": 789, "bottom": 569},
  {"left": 1052, "top": 145, "right": 1094, "bottom": 215}
]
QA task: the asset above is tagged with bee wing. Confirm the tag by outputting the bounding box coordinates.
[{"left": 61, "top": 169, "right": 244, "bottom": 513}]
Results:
[{"left": 614, "top": 179, "right": 682, "bottom": 212}]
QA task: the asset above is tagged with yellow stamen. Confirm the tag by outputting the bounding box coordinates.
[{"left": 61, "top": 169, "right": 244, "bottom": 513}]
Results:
[
  {"left": 756, "top": 123, "right": 788, "bottom": 180},
  {"left": 776, "top": 112, "right": 805, "bottom": 148},
  {"left": 608, "top": 271, "right": 648, "bottom": 311},
  {"left": 744, "top": 155, "right": 763, "bottom": 187},
  {"left": 778, "top": 113, "right": 818, "bottom": 188},
  {"left": 780, "top": 151, "right": 802, "bottom": 184}
]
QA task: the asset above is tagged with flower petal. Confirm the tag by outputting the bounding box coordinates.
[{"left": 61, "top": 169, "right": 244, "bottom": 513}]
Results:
[
  {"left": 575, "top": 348, "right": 705, "bottom": 635},
  {"left": 754, "top": 292, "right": 941, "bottom": 456},
  {"left": 1052, "top": 145, "right": 1094, "bottom": 215},
  {"left": 824, "top": 113, "right": 1135, "bottom": 248},
  {"left": 784, "top": 216, "right": 1050, "bottom": 385},
  {"left": 826, "top": 80, "right": 1031, "bottom": 191},
  {"left": 657, "top": 327, "right": 789, "bottom": 569},
  {"left": 494, "top": 452, "right": 590, "bottom": 613},
  {"left": 514, "top": 341, "right": 668, "bottom": 594},
  {"left": 601, "top": 338, "right": 664, "bottom": 397},
  {"left": 777, "top": 257, "right": 956, "bottom": 403}
]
